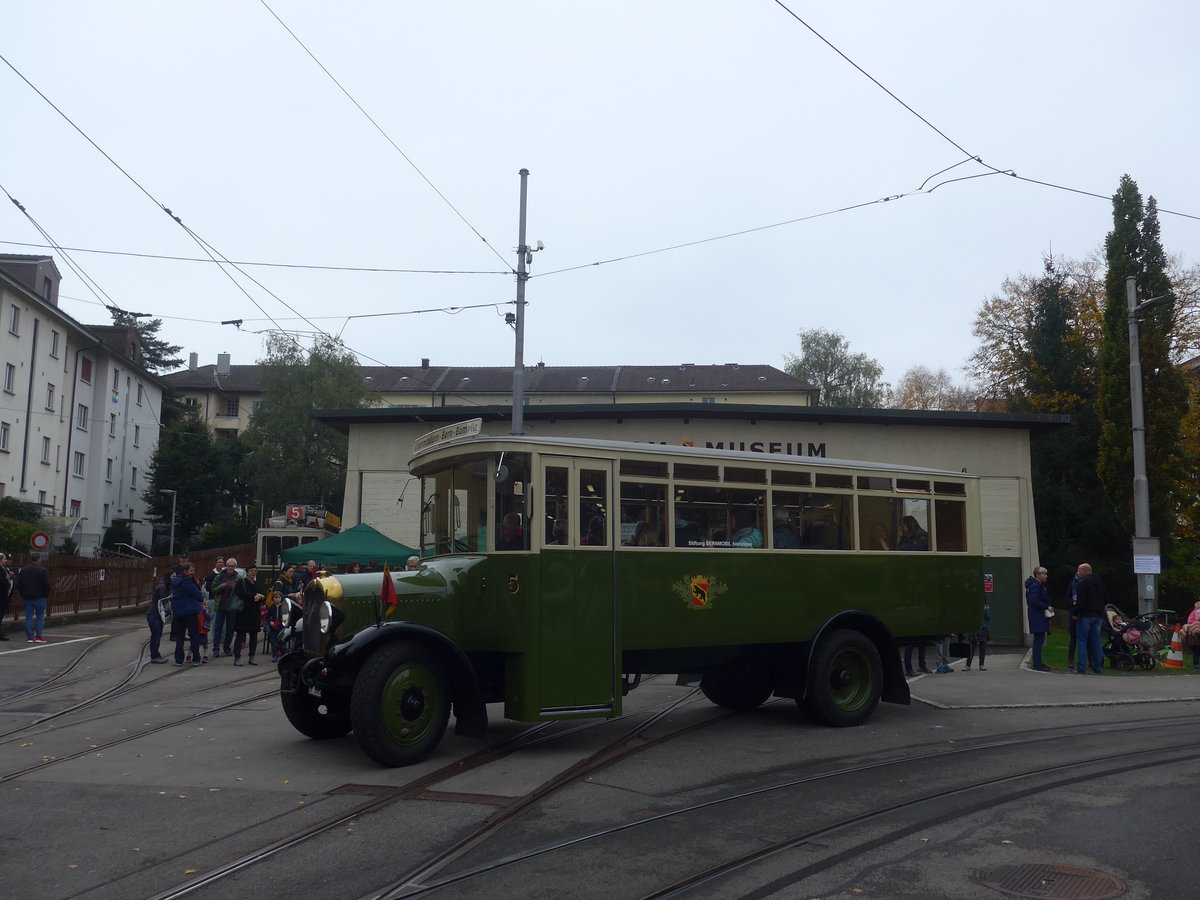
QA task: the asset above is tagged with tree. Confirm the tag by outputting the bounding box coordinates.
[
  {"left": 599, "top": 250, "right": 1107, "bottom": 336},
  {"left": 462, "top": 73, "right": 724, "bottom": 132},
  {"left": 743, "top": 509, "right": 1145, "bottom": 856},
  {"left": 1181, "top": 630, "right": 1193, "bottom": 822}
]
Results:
[
  {"left": 892, "top": 366, "right": 977, "bottom": 411},
  {"left": 1095, "top": 178, "right": 1190, "bottom": 550},
  {"left": 142, "top": 408, "right": 225, "bottom": 546},
  {"left": 241, "top": 335, "right": 372, "bottom": 515},
  {"left": 109, "top": 309, "right": 183, "bottom": 374},
  {"left": 783, "top": 328, "right": 890, "bottom": 407}
]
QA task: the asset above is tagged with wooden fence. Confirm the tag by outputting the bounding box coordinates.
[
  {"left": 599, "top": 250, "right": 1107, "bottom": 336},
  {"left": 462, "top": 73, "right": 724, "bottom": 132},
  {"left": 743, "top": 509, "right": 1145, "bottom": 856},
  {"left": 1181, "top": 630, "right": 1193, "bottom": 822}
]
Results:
[{"left": 3, "top": 543, "right": 254, "bottom": 626}]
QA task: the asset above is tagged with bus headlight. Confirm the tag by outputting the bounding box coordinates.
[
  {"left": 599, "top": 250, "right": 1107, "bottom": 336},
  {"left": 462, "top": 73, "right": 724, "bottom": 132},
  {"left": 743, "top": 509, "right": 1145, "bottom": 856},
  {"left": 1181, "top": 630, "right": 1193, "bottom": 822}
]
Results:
[{"left": 318, "top": 600, "right": 344, "bottom": 635}]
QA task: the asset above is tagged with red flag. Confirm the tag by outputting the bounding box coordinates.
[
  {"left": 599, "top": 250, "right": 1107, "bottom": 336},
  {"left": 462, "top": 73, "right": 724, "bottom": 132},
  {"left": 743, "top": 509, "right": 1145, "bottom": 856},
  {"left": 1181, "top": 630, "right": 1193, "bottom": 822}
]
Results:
[{"left": 381, "top": 562, "right": 398, "bottom": 617}]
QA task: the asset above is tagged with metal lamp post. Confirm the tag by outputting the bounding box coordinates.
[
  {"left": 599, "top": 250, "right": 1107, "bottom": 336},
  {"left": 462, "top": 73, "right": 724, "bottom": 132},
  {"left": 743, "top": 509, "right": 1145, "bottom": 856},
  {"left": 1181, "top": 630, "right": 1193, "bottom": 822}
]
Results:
[
  {"left": 160, "top": 489, "right": 177, "bottom": 557},
  {"left": 1126, "top": 276, "right": 1169, "bottom": 615}
]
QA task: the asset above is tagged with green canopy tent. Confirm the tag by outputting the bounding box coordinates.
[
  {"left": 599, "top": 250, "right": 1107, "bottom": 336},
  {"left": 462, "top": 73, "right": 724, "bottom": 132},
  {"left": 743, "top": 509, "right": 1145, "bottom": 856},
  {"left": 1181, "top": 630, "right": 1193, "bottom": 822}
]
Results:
[{"left": 278, "top": 523, "right": 418, "bottom": 567}]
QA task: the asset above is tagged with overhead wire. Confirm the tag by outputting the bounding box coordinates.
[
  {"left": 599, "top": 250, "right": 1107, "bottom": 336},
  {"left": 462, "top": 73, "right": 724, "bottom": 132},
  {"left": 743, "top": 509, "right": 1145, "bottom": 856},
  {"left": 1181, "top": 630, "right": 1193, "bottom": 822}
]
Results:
[
  {"left": 771, "top": 0, "right": 1200, "bottom": 223},
  {"left": 0, "top": 239, "right": 510, "bottom": 274},
  {"left": 257, "top": 0, "right": 514, "bottom": 271}
]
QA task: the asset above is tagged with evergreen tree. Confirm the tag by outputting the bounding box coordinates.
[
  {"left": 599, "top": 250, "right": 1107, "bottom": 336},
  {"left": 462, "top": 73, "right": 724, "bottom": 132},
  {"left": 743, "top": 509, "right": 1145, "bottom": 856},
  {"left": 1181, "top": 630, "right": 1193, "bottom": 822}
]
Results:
[
  {"left": 142, "top": 408, "right": 225, "bottom": 544},
  {"left": 109, "top": 309, "right": 183, "bottom": 374},
  {"left": 1095, "top": 177, "right": 1189, "bottom": 557}
]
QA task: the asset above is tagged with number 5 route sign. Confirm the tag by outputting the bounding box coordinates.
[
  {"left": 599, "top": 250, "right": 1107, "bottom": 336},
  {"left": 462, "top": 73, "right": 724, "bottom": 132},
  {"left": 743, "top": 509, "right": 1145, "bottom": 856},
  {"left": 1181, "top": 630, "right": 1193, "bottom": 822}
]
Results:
[{"left": 31, "top": 532, "right": 51, "bottom": 552}]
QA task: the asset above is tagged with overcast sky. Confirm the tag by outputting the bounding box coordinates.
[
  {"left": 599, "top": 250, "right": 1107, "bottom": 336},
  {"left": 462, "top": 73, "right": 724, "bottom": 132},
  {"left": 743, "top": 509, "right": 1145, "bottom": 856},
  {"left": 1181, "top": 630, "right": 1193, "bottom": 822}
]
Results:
[{"left": 3, "top": 2, "right": 1198, "bottom": 388}]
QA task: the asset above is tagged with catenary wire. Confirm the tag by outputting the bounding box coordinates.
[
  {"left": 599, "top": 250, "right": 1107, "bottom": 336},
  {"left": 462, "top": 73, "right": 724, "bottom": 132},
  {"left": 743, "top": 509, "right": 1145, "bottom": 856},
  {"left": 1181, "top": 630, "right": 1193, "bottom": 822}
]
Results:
[
  {"left": 0, "top": 239, "right": 509, "bottom": 275},
  {"left": 257, "top": 0, "right": 514, "bottom": 271},
  {"left": 771, "top": 0, "right": 1200, "bottom": 223}
]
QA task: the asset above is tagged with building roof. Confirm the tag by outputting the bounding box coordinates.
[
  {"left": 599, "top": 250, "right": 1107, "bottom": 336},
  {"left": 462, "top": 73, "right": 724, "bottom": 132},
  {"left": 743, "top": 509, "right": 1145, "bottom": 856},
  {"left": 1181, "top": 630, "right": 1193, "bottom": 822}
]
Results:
[
  {"left": 162, "top": 362, "right": 815, "bottom": 396},
  {"left": 312, "top": 402, "right": 1071, "bottom": 436}
]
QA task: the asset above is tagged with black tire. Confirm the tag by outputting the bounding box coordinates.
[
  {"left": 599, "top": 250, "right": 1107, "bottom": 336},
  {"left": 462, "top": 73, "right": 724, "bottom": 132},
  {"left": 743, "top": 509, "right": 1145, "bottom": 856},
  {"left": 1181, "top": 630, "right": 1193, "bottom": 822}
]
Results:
[
  {"left": 351, "top": 641, "right": 451, "bottom": 767},
  {"left": 280, "top": 684, "right": 352, "bottom": 740},
  {"left": 699, "top": 665, "right": 774, "bottom": 710},
  {"left": 801, "top": 629, "right": 882, "bottom": 727}
]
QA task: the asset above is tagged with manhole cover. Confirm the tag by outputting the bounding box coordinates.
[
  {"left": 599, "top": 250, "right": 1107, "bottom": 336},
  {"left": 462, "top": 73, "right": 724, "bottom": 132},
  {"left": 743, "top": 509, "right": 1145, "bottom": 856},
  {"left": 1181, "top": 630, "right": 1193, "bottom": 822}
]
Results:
[{"left": 977, "top": 863, "right": 1125, "bottom": 899}]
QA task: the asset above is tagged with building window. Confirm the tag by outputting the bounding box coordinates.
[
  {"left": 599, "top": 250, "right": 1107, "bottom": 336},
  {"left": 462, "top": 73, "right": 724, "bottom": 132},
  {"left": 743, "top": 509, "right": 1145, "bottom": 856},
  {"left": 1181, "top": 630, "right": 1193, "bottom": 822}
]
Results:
[
  {"left": 113, "top": 369, "right": 120, "bottom": 392},
  {"left": 38, "top": 491, "right": 47, "bottom": 506},
  {"left": 46, "top": 383, "right": 56, "bottom": 410},
  {"left": 73, "top": 450, "right": 85, "bottom": 477},
  {"left": 133, "top": 424, "right": 140, "bottom": 446},
  {"left": 0, "top": 421, "right": 9, "bottom": 452},
  {"left": 80, "top": 357, "right": 93, "bottom": 384},
  {"left": 131, "top": 466, "right": 137, "bottom": 488},
  {"left": 41, "top": 436, "right": 51, "bottom": 463},
  {"left": 103, "top": 503, "right": 110, "bottom": 526},
  {"left": 3, "top": 363, "right": 13, "bottom": 393},
  {"left": 109, "top": 413, "right": 117, "bottom": 437},
  {"left": 76, "top": 403, "right": 89, "bottom": 431},
  {"left": 7, "top": 305, "right": 19, "bottom": 336},
  {"left": 70, "top": 500, "right": 81, "bottom": 518},
  {"left": 221, "top": 398, "right": 240, "bottom": 417},
  {"left": 50, "top": 330, "right": 60, "bottom": 358},
  {"left": 136, "top": 383, "right": 144, "bottom": 406},
  {"left": 183, "top": 396, "right": 196, "bottom": 406},
  {"left": 105, "top": 457, "right": 113, "bottom": 482},
  {"left": 42, "top": 276, "right": 52, "bottom": 299}
]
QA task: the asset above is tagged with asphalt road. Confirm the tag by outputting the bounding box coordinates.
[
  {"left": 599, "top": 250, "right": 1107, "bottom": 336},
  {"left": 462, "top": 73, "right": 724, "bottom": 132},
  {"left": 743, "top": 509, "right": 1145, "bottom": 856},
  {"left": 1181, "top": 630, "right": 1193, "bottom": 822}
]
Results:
[{"left": 2, "top": 617, "right": 1198, "bottom": 899}]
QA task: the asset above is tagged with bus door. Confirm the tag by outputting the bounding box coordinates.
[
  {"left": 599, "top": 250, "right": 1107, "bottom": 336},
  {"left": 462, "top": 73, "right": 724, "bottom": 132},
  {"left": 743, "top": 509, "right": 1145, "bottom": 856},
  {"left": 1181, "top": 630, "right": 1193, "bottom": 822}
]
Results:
[{"left": 538, "top": 456, "right": 617, "bottom": 715}]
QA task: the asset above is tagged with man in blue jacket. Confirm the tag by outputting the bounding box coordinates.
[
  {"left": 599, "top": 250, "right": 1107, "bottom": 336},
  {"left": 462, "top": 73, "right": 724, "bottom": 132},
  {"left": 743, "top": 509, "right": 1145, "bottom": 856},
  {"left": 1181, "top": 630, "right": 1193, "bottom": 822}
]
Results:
[{"left": 1024, "top": 565, "right": 1052, "bottom": 671}]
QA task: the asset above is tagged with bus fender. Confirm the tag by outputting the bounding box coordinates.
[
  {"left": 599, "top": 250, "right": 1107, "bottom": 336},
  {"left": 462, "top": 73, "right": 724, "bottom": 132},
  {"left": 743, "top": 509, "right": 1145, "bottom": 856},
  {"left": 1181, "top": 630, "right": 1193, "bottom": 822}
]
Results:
[
  {"left": 801, "top": 611, "right": 910, "bottom": 707},
  {"left": 325, "top": 621, "right": 488, "bottom": 739}
]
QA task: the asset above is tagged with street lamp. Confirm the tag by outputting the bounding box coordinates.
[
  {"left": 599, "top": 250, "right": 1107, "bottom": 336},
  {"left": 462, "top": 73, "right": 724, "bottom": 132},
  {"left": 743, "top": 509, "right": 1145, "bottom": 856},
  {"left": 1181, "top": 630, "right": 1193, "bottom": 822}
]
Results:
[
  {"left": 1126, "top": 276, "right": 1169, "bottom": 615},
  {"left": 160, "top": 489, "right": 177, "bottom": 557}
]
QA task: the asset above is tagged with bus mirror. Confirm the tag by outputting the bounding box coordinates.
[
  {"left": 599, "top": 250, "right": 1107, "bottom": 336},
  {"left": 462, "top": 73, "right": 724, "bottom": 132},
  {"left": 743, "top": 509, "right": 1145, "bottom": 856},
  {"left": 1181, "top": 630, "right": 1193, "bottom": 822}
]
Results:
[{"left": 496, "top": 464, "right": 509, "bottom": 483}]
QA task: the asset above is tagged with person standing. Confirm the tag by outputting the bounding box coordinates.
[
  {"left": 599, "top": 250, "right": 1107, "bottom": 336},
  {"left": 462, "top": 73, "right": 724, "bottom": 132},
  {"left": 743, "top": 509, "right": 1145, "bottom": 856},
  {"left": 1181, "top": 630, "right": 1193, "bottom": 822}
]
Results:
[
  {"left": 1065, "top": 571, "right": 1080, "bottom": 670},
  {"left": 146, "top": 572, "right": 171, "bottom": 663},
  {"left": 0, "top": 552, "right": 13, "bottom": 641},
  {"left": 903, "top": 644, "right": 930, "bottom": 677},
  {"left": 171, "top": 562, "right": 205, "bottom": 665},
  {"left": 269, "top": 564, "right": 302, "bottom": 662},
  {"left": 1073, "top": 562, "right": 1107, "bottom": 674},
  {"left": 209, "top": 557, "right": 242, "bottom": 658},
  {"left": 1024, "top": 566, "right": 1052, "bottom": 671},
  {"left": 963, "top": 602, "right": 991, "bottom": 671},
  {"left": 15, "top": 552, "right": 52, "bottom": 643},
  {"left": 934, "top": 634, "right": 953, "bottom": 673},
  {"left": 232, "top": 564, "right": 265, "bottom": 666}
]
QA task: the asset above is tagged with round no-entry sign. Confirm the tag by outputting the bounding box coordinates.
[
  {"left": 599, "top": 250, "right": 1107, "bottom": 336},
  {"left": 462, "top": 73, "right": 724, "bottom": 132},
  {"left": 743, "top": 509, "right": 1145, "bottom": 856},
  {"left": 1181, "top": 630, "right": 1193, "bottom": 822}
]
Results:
[{"left": 31, "top": 532, "right": 51, "bottom": 551}]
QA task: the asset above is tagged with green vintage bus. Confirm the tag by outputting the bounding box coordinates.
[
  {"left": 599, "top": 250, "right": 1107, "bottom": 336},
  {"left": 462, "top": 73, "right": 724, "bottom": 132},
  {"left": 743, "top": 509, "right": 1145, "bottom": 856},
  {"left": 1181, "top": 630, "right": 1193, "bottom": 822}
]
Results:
[{"left": 278, "top": 419, "right": 985, "bottom": 766}]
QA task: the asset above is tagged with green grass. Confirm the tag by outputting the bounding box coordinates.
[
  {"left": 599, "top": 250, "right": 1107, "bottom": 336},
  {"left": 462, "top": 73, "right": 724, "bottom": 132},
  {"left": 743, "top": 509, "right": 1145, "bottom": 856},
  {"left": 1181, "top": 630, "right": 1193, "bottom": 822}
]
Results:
[{"left": 1035, "top": 632, "right": 1198, "bottom": 676}]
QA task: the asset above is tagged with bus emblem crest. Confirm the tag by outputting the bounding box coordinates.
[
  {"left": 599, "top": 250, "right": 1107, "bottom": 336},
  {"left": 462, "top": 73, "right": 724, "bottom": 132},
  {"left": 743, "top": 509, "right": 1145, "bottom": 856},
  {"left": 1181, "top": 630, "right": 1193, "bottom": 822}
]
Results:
[{"left": 673, "top": 574, "right": 726, "bottom": 610}]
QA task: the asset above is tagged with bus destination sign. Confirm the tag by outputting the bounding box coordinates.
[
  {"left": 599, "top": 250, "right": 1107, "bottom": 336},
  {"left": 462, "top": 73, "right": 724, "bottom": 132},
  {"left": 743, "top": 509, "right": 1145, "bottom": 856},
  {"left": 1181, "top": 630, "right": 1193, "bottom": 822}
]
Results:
[{"left": 413, "top": 418, "right": 483, "bottom": 454}]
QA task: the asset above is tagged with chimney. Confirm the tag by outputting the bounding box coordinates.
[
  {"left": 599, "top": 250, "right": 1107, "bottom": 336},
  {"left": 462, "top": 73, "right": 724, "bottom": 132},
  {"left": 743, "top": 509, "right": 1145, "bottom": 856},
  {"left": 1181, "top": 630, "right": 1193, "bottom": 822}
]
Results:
[
  {"left": 421, "top": 358, "right": 430, "bottom": 369},
  {"left": 189, "top": 352, "right": 198, "bottom": 370}
]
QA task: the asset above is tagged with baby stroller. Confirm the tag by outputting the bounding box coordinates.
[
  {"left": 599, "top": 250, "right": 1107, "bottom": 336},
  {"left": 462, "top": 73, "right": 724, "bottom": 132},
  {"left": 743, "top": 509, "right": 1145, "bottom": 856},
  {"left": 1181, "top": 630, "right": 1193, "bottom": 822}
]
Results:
[{"left": 1101, "top": 604, "right": 1158, "bottom": 670}]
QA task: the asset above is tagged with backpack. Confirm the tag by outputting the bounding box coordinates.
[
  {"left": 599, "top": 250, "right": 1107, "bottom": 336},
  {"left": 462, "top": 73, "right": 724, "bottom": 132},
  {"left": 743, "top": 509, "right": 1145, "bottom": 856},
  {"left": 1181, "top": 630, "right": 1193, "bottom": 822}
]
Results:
[{"left": 153, "top": 577, "right": 173, "bottom": 622}]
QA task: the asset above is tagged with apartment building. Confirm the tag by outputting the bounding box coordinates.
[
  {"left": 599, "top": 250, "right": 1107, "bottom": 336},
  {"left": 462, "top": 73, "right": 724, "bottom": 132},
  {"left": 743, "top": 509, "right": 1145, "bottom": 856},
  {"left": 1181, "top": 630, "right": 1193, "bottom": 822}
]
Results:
[{"left": 0, "top": 255, "right": 163, "bottom": 551}]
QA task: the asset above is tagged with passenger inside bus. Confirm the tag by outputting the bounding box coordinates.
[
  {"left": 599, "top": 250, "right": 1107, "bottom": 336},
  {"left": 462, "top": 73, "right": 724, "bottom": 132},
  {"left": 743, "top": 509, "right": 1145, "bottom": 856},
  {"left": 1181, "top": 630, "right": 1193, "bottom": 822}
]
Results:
[
  {"left": 496, "top": 512, "right": 527, "bottom": 551},
  {"left": 632, "top": 520, "right": 661, "bottom": 546},
  {"left": 772, "top": 508, "right": 802, "bottom": 548},
  {"left": 730, "top": 508, "right": 763, "bottom": 548},
  {"left": 896, "top": 515, "right": 929, "bottom": 551}
]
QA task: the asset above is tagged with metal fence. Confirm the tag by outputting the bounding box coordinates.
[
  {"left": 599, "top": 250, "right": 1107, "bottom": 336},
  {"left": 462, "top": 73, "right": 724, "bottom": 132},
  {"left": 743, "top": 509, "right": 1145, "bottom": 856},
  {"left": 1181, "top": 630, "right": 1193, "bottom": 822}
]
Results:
[{"left": 3, "top": 543, "right": 254, "bottom": 626}]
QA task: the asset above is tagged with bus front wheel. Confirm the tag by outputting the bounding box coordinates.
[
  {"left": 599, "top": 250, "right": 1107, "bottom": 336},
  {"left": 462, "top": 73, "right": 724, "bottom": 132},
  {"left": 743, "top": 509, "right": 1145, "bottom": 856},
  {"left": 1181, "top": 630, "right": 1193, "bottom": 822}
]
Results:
[
  {"left": 351, "top": 641, "right": 451, "bottom": 767},
  {"left": 802, "top": 629, "right": 882, "bottom": 727}
]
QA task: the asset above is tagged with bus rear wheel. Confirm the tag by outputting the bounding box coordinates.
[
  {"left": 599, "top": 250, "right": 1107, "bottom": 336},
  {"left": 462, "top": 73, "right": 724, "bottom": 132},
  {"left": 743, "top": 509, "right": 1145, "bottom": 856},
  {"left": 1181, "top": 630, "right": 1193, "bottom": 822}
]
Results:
[
  {"left": 280, "top": 685, "right": 352, "bottom": 740},
  {"left": 351, "top": 641, "right": 451, "bottom": 767},
  {"left": 802, "top": 629, "right": 882, "bottom": 727},
  {"left": 700, "top": 665, "right": 774, "bottom": 710}
]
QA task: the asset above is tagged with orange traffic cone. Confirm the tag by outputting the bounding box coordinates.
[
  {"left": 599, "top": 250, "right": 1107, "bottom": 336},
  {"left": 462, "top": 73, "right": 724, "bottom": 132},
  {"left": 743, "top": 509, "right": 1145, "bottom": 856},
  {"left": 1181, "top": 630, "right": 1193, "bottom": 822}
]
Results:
[{"left": 1163, "top": 624, "right": 1185, "bottom": 669}]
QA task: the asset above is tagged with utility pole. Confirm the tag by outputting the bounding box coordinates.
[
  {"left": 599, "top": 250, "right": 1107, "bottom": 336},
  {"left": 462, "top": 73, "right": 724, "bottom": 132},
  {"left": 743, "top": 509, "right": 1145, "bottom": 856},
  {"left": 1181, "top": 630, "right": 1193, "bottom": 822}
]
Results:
[
  {"left": 1126, "top": 275, "right": 1167, "bottom": 615},
  {"left": 511, "top": 168, "right": 530, "bottom": 436}
]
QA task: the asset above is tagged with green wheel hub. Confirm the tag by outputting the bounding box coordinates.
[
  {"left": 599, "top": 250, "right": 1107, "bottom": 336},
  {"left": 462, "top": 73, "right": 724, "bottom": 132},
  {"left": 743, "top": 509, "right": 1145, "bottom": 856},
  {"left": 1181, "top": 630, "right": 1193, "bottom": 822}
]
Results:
[
  {"left": 381, "top": 661, "right": 441, "bottom": 745},
  {"left": 825, "top": 647, "right": 872, "bottom": 711}
]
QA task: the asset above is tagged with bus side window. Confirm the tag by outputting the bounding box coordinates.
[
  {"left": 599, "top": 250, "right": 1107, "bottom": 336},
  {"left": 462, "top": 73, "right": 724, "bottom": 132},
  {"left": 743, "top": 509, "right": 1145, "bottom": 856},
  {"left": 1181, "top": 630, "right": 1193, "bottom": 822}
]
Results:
[{"left": 495, "top": 453, "right": 530, "bottom": 551}]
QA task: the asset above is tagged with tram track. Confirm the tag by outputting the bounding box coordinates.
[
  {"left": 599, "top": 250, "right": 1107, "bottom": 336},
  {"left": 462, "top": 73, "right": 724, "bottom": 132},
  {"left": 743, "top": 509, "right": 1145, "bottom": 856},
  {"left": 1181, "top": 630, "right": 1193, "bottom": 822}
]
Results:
[
  {"left": 0, "top": 635, "right": 112, "bottom": 707},
  {"left": 359, "top": 712, "right": 1200, "bottom": 898}
]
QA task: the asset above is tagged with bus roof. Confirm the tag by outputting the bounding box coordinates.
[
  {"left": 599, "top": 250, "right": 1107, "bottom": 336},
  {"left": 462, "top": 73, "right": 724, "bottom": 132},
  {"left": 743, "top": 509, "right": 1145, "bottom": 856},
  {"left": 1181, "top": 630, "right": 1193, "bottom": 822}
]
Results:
[{"left": 409, "top": 427, "right": 979, "bottom": 479}]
